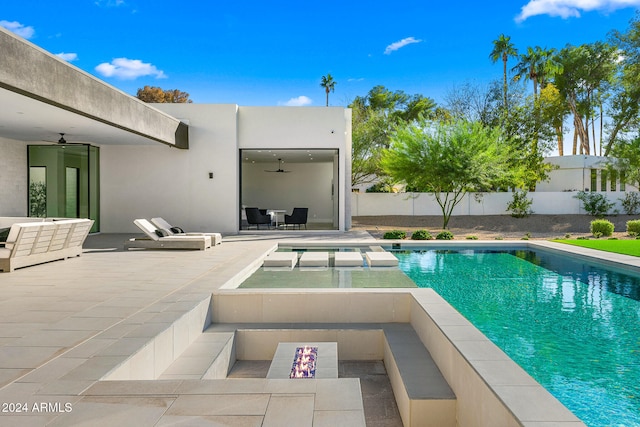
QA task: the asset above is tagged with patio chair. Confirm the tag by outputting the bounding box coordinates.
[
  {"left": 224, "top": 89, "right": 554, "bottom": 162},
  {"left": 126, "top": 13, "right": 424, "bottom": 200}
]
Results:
[
  {"left": 125, "top": 219, "right": 211, "bottom": 250},
  {"left": 150, "top": 217, "right": 222, "bottom": 245},
  {"left": 245, "top": 207, "right": 272, "bottom": 230},
  {"left": 284, "top": 207, "right": 308, "bottom": 230}
]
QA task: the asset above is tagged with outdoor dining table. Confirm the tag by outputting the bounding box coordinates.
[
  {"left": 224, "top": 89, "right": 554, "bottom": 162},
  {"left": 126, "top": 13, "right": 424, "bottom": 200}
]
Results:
[{"left": 267, "top": 209, "right": 287, "bottom": 228}]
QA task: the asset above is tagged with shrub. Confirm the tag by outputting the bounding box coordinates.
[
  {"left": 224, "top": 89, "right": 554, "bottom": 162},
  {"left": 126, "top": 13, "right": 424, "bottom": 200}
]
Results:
[
  {"left": 436, "top": 230, "right": 454, "bottom": 240},
  {"left": 590, "top": 219, "right": 614, "bottom": 237},
  {"left": 506, "top": 190, "right": 534, "bottom": 218},
  {"left": 411, "top": 229, "right": 432, "bottom": 240},
  {"left": 620, "top": 192, "right": 640, "bottom": 215},
  {"left": 383, "top": 230, "right": 406, "bottom": 239},
  {"left": 627, "top": 220, "right": 640, "bottom": 236},
  {"left": 466, "top": 235, "right": 478, "bottom": 240},
  {"left": 574, "top": 191, "right": 615, "bottom": 217}
]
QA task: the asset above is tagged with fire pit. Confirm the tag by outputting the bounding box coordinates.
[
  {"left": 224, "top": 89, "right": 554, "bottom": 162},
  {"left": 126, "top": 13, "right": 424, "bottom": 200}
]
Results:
[
  {"left": 266, "top": 342, "right": 338, "bottom": 379},
  {"left": 289, "top": 346, "right": 318, "bottom": 378}
]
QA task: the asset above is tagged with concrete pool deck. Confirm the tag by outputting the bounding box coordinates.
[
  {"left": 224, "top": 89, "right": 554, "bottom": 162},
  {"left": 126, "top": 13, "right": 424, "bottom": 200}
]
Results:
[{"left": 0, "top": 232, "right": 627, "bottom": 426}]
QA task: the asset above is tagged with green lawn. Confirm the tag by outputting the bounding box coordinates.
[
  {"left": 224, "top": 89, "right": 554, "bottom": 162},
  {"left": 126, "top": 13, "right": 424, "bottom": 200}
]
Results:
[{"left": 554, "top": 239, "right": 640, "bottom": 257}]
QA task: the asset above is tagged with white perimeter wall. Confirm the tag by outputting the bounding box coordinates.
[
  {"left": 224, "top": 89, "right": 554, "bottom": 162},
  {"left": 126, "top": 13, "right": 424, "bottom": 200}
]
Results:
[
  {"left": 0, "top": 137, "right": 29, "bottom": 216},
  {"left": 352, "top": 191, "right": 631, "bottom": 216},
  {"left": 101, "top": 104, "right": 240, "bottom": 233}
]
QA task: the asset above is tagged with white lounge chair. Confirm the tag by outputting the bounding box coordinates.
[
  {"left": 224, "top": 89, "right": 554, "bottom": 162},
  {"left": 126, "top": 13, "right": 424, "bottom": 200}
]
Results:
[
  {"left": 150, "top": 217, "right": 222, "bottom": 245},
  {"left": 125, "top": 219, "right": 211, "bottom": 250}
]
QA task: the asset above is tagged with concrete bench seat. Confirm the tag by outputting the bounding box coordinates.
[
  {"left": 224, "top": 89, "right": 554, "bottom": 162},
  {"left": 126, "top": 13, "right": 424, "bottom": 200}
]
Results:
[
  {"left": 263, "top": 251, "right": 298, "bottom": 268},
  {"left": 383, "top": 325, "right": 456, "bottom": 427},
  {"left": 299, "top": 251, "right": 329, "bottom": 267},
  {"left": 365, "top": 251, "right": 399, "bottom": 267},
  {"left": 334, "top": 251, "right": 364, "bottom": 267}
]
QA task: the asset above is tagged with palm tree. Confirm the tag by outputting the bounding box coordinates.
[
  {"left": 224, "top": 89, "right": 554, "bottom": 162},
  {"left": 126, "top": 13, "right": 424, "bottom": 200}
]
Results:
[
  {"left": 489, "top": 34, "right": 518, "bottom": 112},
  {"left": 512, "top": 46, "right": 561, "bottom": 101},
  {"left": 320, "top": 74, "right": 336, "bottom": 107}
]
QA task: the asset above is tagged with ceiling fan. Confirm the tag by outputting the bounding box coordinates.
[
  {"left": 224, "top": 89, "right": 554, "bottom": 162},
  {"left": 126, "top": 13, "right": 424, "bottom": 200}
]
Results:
[
  {"left": 42, "top": 133, "right": 85, "bottom": 145},
  {"left": 264, "top": 158, "right": 291, "bottom": 173}
]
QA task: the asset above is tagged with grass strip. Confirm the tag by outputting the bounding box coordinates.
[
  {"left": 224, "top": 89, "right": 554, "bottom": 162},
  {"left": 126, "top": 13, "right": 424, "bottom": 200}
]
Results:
[{"left": 554, "top": 239, "right": 640, "bottom": 257}]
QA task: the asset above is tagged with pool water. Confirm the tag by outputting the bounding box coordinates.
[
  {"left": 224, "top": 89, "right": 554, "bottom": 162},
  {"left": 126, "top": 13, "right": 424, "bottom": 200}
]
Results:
[{"left": 394, "top": 249, "right": 640, "bottom": 427}]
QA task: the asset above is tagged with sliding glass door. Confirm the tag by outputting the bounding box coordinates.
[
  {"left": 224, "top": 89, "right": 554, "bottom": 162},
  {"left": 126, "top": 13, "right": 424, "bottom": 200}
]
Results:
[{"left": 28, "top": 145, "right": 100, "bottom": 232}]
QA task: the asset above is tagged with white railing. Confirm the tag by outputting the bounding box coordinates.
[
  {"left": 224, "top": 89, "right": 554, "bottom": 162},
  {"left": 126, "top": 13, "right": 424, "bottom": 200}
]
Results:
[{"left": 351, "top": 191, "right": 630, "bottom": 216}]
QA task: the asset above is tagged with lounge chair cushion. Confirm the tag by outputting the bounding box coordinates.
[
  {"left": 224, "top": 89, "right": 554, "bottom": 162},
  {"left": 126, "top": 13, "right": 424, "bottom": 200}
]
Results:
[{"left": 155, "top": 228, "right": 171, "bottom": 237}]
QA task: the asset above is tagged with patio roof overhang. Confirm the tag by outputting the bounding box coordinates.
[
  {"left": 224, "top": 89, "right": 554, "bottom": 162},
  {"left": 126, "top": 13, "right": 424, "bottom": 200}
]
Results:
[{"left": 0, "top": 27, "right": 188, "bottom": 148}]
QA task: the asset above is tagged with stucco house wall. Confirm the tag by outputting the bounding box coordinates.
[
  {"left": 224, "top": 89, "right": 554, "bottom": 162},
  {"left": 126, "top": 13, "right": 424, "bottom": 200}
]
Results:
[
  {"left": 100, "top": 104, "right": 239, "bottom": 234},
  {"left": 0, "top": 137, "right": 29, "bottom": 216},
  {"left": 99, "top": 104, "right": 351, "bottom": 233}
]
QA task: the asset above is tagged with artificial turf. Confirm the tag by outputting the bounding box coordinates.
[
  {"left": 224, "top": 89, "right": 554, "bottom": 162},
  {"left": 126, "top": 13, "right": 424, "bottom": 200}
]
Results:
[{"left": 554, "top": 239, "right": 640, "bottom": 257}]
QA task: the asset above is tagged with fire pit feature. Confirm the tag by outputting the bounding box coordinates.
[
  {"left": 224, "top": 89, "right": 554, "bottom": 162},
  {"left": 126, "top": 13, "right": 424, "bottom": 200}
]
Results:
[
  {"left": 266, "top": 342, "right": 338, "bottom": 379},
  {"left": 289, "top": 346, "right": 318, "bottom": 378}
]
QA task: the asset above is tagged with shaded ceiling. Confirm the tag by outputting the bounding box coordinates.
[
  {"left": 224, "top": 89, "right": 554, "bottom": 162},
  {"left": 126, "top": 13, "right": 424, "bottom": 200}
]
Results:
[{"left": 0, "top": 87, "right": 160, "bottom": 146}]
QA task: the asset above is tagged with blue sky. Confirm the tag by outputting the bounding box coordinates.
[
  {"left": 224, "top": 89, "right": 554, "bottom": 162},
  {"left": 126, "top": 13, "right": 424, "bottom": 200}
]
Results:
[{"left": 2, "top": 0, "right": 640, "bottom": 107}]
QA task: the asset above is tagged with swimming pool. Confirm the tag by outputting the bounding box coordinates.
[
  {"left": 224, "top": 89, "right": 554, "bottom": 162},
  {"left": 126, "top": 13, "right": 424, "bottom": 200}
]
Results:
[{"left": 392, "top": 247, "right": 640, "bottom": 427}]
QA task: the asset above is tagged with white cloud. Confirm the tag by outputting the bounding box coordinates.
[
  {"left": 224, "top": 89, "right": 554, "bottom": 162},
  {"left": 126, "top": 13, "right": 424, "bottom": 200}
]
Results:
[
  {"left": 56, "top": 52, "right": 78, "bottom": 62},
  {"left": 348, "top": 77, "right": 365, "bottom": 82},
  {"left": 95, "top": 58, "right": 167, "bottom": 80},
  {"left": 516, "top": 0, "right": 640, "bottom": 22},
  {"left": 279, "top": 96, "right": 312, "bottom": 106},
  {"left": 0, "top": 20, "right": 35, "bottom": 39},
  {"left": 95, "top": 0, "right": 126, "bottom": 6},
  {"left": 384, "top": 37, "right": 422, "bottom": 55}
]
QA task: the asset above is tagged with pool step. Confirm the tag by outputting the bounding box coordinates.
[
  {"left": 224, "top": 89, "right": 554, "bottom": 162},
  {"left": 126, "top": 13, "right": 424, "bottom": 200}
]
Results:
[
  {"left": 366, "top": 251, "right": 399, "bottom": 267},
  {"left": 299, "top": 251, "right": 329, "bottom": 267},
  {"left": 334, "top": 252, "right": 364, "bottom": 267},
  {"left": 263, "top": 251, "right": 298, "bottom": 268}
]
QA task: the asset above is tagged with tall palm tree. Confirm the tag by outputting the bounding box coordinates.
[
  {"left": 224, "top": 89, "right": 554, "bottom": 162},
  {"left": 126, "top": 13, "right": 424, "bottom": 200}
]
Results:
[
  {"left": 320, "top": 74, "right": 336, "bottom": 107},
  {"left": 489, "top": 34, "right": 518, "bottom": 112},
  {"left": 512, "top": 46, "right": 561, "bottom": 101}
]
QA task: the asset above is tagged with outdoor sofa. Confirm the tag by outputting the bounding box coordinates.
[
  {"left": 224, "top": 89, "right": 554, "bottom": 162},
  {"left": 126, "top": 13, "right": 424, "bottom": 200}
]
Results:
[
  {"left": 125, "top": 219, "right": 212, "bottom": 251},
  {"left": 0, "top": 218, "right": 94, "bottom": 272}
]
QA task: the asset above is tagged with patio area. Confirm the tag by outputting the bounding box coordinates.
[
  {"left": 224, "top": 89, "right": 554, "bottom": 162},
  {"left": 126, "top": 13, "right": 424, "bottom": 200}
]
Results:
[
  {"left": 0, "top": 231, "right": 588, "bottom": 426},
  {"left": 0, "top": 231, "right": 383, "bottom": 426}
]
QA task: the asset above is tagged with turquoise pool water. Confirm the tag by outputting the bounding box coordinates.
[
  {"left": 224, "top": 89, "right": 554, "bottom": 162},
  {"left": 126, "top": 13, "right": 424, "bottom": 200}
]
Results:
[{"left": 394, "top": 248, "right": 640, "bottom": 427}]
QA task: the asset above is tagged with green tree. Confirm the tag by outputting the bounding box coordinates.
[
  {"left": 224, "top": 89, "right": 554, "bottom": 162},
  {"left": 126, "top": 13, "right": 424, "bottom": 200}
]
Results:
[
  {"left": 512, "top": 46, "right": 560, "bottom": 101},
  {"left": 381, "top": 120, "right": 516, "bottom": 228},
  {"left": 604, "top": 15, "right": 640, "bottom": 156},
  {"left": 349, "top": 86, "right": 439, "bottom": 187},
  {"left": 489, "top": 34, "right": 518, "bottom": 112},
  {"left": 320, "top": 74, "right": 336, "bottom": 106},
  {"left": 136, "top": 86, "right": 192, "bottom": 103},
  {"left": 538, "top": 83, "right": 569, "bottom": 155},
  {"left": 554, "top": 43, "right": 616, "bottom": 155}
]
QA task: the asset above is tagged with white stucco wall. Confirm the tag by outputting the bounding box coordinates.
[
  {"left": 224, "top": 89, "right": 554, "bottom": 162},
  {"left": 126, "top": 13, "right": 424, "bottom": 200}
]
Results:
[
  {"left": 100, "top": 104, "right": 351, "bottom": 233},
  {"left": 100, "top": 104, "right": 240, "bottom": 233},
  {"left": 0, "top": 137, "right": 29, "bottom": 216},
  {"left": 238, "top": 107, "right": 351, "bottom": 230}
]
